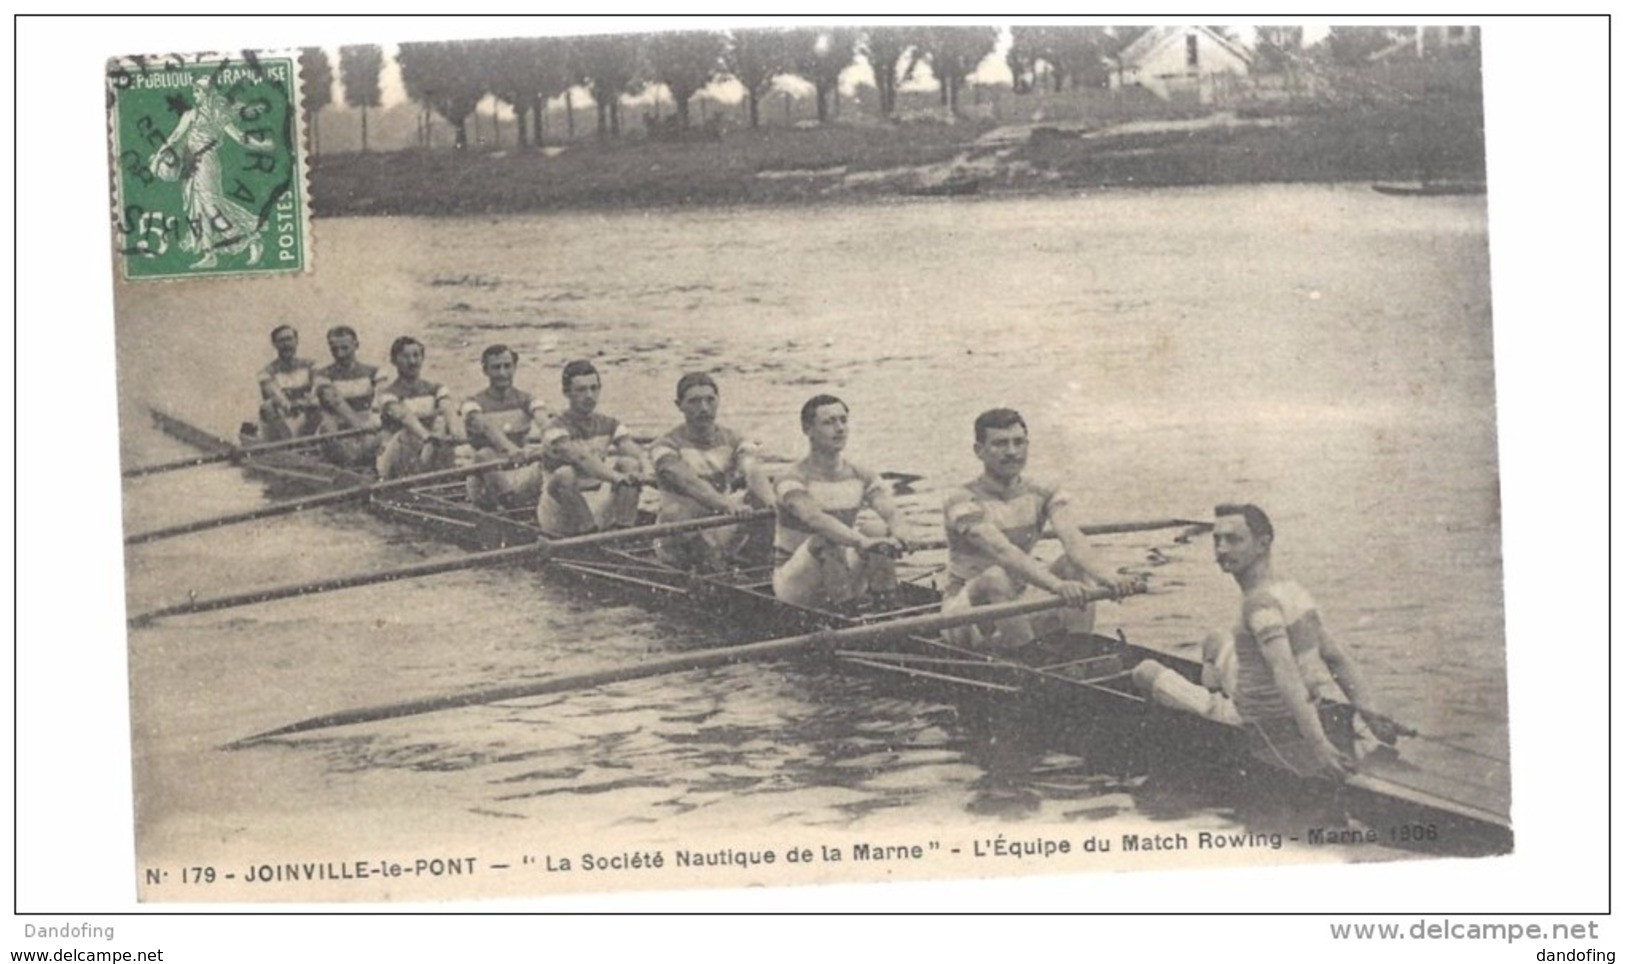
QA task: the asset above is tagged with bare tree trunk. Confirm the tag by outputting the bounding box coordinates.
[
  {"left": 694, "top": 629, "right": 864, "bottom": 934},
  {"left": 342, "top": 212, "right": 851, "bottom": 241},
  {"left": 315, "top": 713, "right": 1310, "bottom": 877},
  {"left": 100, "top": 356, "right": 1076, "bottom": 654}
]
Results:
[
  {"left": 565, "top": 90, "right": 575, "bottom": 138},
  {"left": 360, "top": 106, "right": 369, "bottom": 152}
]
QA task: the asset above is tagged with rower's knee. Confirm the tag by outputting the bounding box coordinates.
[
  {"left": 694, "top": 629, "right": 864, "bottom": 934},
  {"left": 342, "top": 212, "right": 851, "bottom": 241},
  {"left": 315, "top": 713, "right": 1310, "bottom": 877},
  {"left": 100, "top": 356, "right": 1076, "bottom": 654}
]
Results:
[
  {"left": 547, "top": 465, "right": 578, "bottom": 497},
  {"left": 968, "top": 567, "right": 1019, "bottom": 606},
  {"left": 610, "top": 455, "right": 641, "bottom": 476}
]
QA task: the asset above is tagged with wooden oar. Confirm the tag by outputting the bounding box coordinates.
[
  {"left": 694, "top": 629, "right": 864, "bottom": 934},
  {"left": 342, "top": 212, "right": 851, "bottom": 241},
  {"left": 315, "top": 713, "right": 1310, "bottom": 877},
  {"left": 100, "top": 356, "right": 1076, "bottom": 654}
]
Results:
[
  {"left": 121, "top": 426, "right": 378, "bottom": 479},
  {"left": 129, "top": 510, "right": 774, "bottom": 625},
  {"left": 236, "top": 585, "right": 1140, "bottom": 743},
  {"left": 908, "top": 517, "right": 1213, "bottom": 552},
  {"left": 125, "top": 450, "right": 545, "bottom": 546}
]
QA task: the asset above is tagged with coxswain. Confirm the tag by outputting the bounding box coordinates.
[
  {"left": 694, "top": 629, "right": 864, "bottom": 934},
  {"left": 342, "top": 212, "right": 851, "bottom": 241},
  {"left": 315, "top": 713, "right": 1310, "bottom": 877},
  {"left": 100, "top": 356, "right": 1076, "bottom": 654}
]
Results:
[
  {"left": 254, "top": 325, "right": 320, "bottom": 441},
  {"left": 1130, "top": 503, "right": 1407, "bottom": 781},
  {"left": 312, "top": 325, "right": 386, "bottom": 466},
  {"left": 374, "top": 336, "right": 458, "bottom": 480},
  {"left": 535, "top": 360, "right": 649, "bottom": 535},
  {"left": 459, "top": 344, "right": 549, "bottom": 509},
  {"left": 940, "top": 408, "right": 1138, "bottom": 652},
  {"left": 648, "top": 373, "right": 776, "bottom": 570},
  {"left": 770, "top": 394, "right": 911, "bottom": 609}
]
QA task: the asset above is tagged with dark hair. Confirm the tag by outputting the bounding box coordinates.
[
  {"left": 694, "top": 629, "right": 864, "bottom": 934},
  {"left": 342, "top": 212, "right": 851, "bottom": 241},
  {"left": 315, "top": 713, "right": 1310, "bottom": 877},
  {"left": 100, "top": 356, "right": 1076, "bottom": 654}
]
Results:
[
  {"left": 1216, "top": 503, "right": 1274, "bottom": 544},
  {"left": 389, "top": 336, "right": 424, "bottom": 364},
  {"left": 270, "top": 324, "right": 298, "bottom": 343},
  {"left": 675, "top": 372, "right": 718, "bottom": 402},
  {"left": 481, "top": 344, "right": 518, "bottom": 367},
  {"left": 562, "top": 359, "right": 599, "bottom": 392},
  {"left": 973, "top": 408, "right": 1027, "bottom": 444},
  {"left": 800, "top": 394, "right": 848, "bottom": 430},
  {"left": 326, "top": 325, "right": 358, "bottom": 342}
]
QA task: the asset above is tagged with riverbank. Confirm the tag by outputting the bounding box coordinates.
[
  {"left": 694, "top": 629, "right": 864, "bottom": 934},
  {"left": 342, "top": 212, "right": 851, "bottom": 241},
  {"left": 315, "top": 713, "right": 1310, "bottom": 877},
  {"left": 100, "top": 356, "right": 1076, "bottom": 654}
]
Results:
[{"left": 310, "top": 98, "right": 1485, "bottom": 217}]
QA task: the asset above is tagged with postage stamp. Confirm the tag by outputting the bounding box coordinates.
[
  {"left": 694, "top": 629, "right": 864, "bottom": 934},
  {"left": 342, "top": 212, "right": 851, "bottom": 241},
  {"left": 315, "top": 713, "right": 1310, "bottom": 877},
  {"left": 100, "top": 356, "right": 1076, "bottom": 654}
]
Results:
[{"left": 106, "top": 50, "right": 309, "bottom": 280}]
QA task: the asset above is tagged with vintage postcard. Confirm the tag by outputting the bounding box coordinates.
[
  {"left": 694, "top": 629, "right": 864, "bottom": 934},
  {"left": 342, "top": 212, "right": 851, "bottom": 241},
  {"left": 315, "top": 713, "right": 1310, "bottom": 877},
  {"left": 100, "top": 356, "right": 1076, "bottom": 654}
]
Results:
[{"left": 102, "top": 20, "right": 1520, "bottom": 906}]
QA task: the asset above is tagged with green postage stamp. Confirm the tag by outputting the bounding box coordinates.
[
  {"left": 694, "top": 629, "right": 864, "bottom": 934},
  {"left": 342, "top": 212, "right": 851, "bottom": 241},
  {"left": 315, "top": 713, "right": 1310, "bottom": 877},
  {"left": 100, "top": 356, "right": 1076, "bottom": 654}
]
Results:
[{"left": 107, "top": 51, "right": 310, "bottom": 280}]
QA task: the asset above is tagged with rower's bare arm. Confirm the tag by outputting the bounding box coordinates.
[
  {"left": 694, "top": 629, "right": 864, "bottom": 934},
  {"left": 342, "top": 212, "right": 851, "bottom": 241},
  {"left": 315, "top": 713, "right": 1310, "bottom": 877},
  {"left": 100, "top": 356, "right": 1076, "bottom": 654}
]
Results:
[
  {"left": 385, "top": 401, "right": 430, "bottom": 442},
  {"left": 1258, "top": 630, "right": 1351, "bottom": 778},
  {"left": 656, "top": 455, "right": 733, "bottom": 513},
  {"left": 436, "top": 398, "right": 462, "bottom": 441},
  {"left": 466, "top": 412, "right": 519, "bottom": 455},
  {"left": 258, "top": 372, "right": 292, "bottom": 411},
  {"left": 741, "top": 456, "right": 778, "bottom": 509},
  {"left": 1050, "top": 502, "right": 1137, "bottom": 596},
  {"left": 867, "top": 487, "right": 913, "bottom": 547},
  {"left": 782, "top": 490, "right": 866, "bottom": 549},
  {"left": 963, "top": 520, "right": 1067, "bottom": 594},
  {"left": 556, "top": 439, "right": 624, "bottom": 485},
  {"left": 1320, "top": 633, "right": 1404, "bottom": 744}
]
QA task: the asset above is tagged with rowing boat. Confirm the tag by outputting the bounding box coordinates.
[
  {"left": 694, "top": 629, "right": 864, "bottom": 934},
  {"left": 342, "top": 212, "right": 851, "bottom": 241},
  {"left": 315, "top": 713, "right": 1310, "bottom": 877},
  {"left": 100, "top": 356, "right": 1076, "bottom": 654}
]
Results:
[{"left": 132, "top": 408, "right": 1514, "bottom": 852}]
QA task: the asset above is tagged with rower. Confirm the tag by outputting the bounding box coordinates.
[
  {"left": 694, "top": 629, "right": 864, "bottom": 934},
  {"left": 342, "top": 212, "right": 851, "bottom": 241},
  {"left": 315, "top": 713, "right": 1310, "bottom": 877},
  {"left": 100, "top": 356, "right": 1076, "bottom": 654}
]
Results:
[
  {"left": 648, "top": 373, "right": 775, "bottom": 571},
  {"left": 535, "top": 360, "right": 648, "bottom": 535},
  {"left": 312, "top": 325, "right": 386, "bottom": 466},
  {"left": 459, "top": 344, "right": 548, "bottom": 510},
  {"left": 771, "top": 394, "right": 910, "bottom": 609},
  {"left": 940, "top": 408, "right": 1137, "bottom": 652},
  {"left": 254, "top": 324, "right": 320, "bottom": 441},
  {"left": 374, "top": 336, "right": 458, "bottom": 480},
  {"left": 1130, "top": 503, "right": 1406, "bottom": 781}
]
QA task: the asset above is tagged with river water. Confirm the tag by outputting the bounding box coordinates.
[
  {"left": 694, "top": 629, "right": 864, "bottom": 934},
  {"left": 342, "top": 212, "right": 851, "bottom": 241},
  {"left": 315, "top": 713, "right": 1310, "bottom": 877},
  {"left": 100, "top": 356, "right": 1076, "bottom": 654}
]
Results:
[{"left": 117, "top": 184, "right": 1507, "bottom": 895}]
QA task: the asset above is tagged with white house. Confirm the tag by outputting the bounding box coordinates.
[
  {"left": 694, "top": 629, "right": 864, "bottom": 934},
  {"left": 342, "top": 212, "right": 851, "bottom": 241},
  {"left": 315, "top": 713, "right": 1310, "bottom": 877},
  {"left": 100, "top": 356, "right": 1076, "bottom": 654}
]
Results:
[{"left": 1108, "top": 26, "right": 1255, "bottom": 104}]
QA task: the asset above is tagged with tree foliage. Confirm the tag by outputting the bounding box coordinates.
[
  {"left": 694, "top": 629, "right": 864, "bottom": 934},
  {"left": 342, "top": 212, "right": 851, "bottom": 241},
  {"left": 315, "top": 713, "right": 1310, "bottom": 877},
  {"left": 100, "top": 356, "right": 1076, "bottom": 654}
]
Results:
[
  {"left": 860, "top": 27, "right": 913, "bottom": 115},
  {"left": 299, "top": 48, "right": 332, "bottom": 152},
  {"left": 725, "top": 27, "right": 796, "bottom": 129},
  {"left": 338, "top": 44, "right": 383, "bottom": 151},
  {"left": 645, "top": 30, "right": 726, "bottom": 128},
  {"left": 1007, "top": 25, "right": 1111, "bottom": 92},
  {"left": 1252, "top": 26, "right": 1305, "bottom": 73},
  {"left": 1318, "top": 26, "right": 1403, "bottom": 66},
  {"left": 574, "top": 33, "right": 644, "bottom": 138},
  {"left": 787, "top": 26, "right": 857, "bottom": 124},
  {"left": 907, "top": 26, "right": 998, "bottom": 113},
  {"left": 398, "top": 39, "right": 489, "bottom": 150},
  {"left": 483, "top": 37, "right": 569, "bottom": 148}
]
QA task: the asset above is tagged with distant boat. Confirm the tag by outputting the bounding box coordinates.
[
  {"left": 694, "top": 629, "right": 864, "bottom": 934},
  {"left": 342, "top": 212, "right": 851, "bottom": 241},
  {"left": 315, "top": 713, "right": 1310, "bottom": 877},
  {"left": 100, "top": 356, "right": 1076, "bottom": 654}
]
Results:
[
  {"left": 1372, "top": 180, "right": 1486, "bottom": 197},
  {"left": 902, "top": 176, "right": 981, "bottom": 198}
]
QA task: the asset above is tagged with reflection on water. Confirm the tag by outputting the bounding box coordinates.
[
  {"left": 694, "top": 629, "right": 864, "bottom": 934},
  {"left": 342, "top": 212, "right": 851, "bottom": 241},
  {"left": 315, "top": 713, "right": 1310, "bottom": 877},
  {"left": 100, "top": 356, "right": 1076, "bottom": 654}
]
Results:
[{"left": 120, "top": 185, "right": 1505, "bottom": 866}]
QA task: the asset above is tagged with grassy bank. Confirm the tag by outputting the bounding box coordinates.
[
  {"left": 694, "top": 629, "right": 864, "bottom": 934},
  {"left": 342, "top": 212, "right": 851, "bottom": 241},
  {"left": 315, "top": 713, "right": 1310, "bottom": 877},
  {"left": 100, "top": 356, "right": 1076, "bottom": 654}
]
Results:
[{"left": 310, "top": 97, "right": 1485, "bottom": 217}]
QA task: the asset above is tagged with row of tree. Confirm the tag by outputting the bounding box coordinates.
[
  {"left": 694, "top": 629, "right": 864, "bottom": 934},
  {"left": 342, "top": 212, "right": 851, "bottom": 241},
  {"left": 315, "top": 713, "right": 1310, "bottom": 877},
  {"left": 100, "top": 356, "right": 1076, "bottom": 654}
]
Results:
[
  {"left": 298, "top": 25, "right": 1469, "bottom": 153},
  {"left": 299, "top": 26, "right": 1022, "bottom": 153}
]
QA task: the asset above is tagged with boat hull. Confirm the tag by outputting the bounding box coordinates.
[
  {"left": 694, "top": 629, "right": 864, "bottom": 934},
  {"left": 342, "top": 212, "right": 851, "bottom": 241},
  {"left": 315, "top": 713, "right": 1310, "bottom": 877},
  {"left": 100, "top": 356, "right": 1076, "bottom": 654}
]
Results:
[{"left": 137, "top": 408, "right": 1513, "bottom": 851}]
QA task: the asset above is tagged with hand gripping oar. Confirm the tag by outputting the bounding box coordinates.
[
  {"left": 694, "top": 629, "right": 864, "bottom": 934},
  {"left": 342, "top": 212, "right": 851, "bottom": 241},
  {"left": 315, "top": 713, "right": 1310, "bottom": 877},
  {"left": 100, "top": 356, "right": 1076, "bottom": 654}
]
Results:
[
  {"left": 121, "top": 425, "right": 378, "bottom": 479},
  {"left": 128, "top": 509, "right": 775, "bottom": 626},
  {"left": 235, "top": 584, "right": 1143, "bottom": 744},
  {"left": 125, "top": 450, "right": 545, "bottom": 545}
]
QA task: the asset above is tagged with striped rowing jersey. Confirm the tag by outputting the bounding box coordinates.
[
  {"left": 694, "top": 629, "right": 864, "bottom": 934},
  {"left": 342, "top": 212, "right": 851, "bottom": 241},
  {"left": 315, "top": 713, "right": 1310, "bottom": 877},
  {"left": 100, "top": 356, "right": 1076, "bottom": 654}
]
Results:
[
  {"left": 650, "top": 423, "right": 759, "bottom": 519},
  {"left": 258, "top": 358, "right": 318, "bottom": 405},
  {"left": 942, "top": 475, "right": 1074, "bottom": 587},
  {"left": 315, "top": 361, "right": 386, "bottom": 414},
  {"left": 461, "top": 387, "right": 547, "bottom": 448},
  {"left": 541, "top": 410, "right": 630, "bottom": 472},
  {"left": 772, "top": 459, "right": 886, "bottom": 562},
  {"left": 377, "top": 376, "right": 451, "bottom": 430},
  {"left": 1230, "top": 580, "right": 1341, "bottom": 724}
]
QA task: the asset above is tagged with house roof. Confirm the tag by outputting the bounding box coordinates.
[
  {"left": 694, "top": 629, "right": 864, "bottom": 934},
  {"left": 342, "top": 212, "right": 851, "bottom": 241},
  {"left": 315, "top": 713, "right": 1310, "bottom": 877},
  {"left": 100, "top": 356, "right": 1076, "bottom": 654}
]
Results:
[{"left": 1115, "top": 26, "right": 1255, "bottom": 68}]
